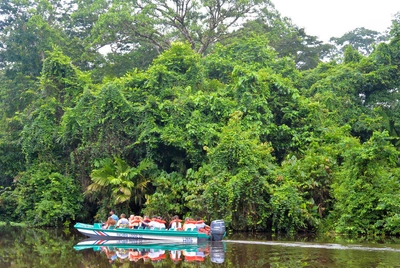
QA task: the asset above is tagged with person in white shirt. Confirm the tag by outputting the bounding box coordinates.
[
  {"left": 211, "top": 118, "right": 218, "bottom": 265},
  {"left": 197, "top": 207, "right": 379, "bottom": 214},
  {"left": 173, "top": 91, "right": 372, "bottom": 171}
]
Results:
[
  {"left": 169, "top": 215, "right": 182, "bottom": 230},
  {"left": 183, "top": 218, "right": 196, "bottom": 231},
  {"left": 148, "top": 216, "right": 166, "bottom": 229}
]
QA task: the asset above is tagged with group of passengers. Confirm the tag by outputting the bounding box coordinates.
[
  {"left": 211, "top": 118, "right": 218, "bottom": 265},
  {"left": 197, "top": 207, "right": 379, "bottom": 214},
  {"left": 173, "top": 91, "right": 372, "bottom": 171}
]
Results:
[{"left": 103, "top": 210, "right": 209, "bottom": 233}]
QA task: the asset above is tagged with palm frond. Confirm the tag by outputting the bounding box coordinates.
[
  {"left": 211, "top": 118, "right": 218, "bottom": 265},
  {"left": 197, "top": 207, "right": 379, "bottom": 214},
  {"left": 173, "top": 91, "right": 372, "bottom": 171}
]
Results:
[{"left": 114, "top": 193, "right": 131, "bottom": 204}]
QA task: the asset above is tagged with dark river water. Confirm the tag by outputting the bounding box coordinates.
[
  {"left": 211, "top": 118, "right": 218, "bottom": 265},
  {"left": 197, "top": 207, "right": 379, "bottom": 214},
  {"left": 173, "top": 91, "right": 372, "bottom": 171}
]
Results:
[{"left": 1, "top": 226, "right": 400, "bottom": 267}]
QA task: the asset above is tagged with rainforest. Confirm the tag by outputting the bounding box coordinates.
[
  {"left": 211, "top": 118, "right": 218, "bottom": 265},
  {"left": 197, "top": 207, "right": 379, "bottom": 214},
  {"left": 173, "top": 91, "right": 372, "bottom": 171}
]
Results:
[{"left": 1, "top": 0, "right": 400, "bottom": 236}]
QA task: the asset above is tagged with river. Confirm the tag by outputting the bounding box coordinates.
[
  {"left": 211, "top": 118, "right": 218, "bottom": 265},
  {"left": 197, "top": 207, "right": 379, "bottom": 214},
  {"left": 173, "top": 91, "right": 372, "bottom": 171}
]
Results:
[{"left": 1, "top": 225, "right": 400, "bottom": 267}]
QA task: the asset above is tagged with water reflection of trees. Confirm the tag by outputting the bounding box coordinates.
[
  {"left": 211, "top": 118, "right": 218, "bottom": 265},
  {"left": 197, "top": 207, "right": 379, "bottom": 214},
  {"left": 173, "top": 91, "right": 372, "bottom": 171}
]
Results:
[{"left": 0, "top": 226, "right": 87, "bottom": 267}]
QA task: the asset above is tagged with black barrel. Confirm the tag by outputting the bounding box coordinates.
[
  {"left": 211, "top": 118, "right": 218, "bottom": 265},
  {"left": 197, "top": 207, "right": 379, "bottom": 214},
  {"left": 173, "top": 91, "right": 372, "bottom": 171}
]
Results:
[{"left": 209, "top": 220, "right": 225, "bottom": 241}]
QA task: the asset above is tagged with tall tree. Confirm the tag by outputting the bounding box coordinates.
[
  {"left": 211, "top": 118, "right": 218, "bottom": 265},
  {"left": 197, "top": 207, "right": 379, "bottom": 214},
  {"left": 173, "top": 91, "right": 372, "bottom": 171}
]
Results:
[
  {"left": 0, "top": 0, "right": 73, "bottom": 117},
  {"left": 81, "top": 0, "right": 275, "bottom": 55},
  {"left": 0, "top": 0, "right": 71, "bottom": 77},
  {"left": 237, "top": 12, "right": 335, "bottom": 70},
  {"left": 330, "top": 27, "right": 387, "bottom": 55},
  {"left": 389, "top": 12, "right": 400, "bottom": 42}
]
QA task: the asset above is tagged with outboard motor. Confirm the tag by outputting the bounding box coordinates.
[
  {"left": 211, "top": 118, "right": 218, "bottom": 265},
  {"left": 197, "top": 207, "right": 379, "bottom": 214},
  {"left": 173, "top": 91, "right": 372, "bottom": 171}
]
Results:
[
  {"left": 210, "top": 241, "right": 226, "bottom": 264},
  {"left": 209, "top": 220, "right": 225, "bottom": 241}
]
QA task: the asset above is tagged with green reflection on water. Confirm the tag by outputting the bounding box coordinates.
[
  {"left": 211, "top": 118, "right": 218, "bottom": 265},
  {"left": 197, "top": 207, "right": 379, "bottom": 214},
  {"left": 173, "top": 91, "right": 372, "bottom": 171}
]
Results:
[
  {"left": 0, "top": 226, "right": 86, "bottom": 267},
  {"left": 1, "top": 227, "right": 400, "bottom": 267}
]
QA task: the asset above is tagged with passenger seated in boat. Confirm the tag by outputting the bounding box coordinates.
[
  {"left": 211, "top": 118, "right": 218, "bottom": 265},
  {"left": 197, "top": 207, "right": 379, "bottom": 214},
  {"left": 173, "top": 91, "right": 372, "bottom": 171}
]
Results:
[
  {"left": 148, "top": 217, "right": 157, "bottom": 229},
  {"left": 148, "top": 216, "right": 166, "bottom": 229},
  {"left": 141, "top": 215, "right": 151, "bottom": 229},
  {"left": 116, "top": 214, "right": 129, "bottom": 228},
  {"left": 109, "top": 210, "right": 119, "bottom": 221},
  {"left": 134, "top": 215, "right": 143, "bottom": 228},
  {"left": 157, "top": 216, "right": 166, "bottom": 229},
  {"left": 195, "top": 217, "right": 206, "bottom": 230},
  {"left": 103, "top": 210, "right": 119, "bottom": 229},
  {"left": 169, "top": 215, "right": 182, "bottom": 230},
  {"left": 129, "top": 215, "right": 142, "bottom": 229},
  {"left": 195, "top": 217, "right": 210, "bottom": 234},
  {"left": 183, "top": 218, "right": 197, "bottom": 231},
  {"left": 128, "top": 215, "right": 134, "bottom": 226},
  {"left": 103, "top": 217, "right": 117, "bottom": 229}
]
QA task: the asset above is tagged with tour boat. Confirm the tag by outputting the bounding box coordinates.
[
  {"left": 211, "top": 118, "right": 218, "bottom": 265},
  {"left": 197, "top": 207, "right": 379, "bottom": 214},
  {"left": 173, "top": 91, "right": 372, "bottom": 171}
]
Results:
[{"left": 74, "top": 220, "right": 225, "bottom": 243}]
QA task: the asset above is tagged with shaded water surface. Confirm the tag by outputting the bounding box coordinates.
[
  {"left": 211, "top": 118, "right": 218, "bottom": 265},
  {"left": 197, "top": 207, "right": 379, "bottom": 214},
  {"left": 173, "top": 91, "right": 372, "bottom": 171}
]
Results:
[{"left": 1, "top": 226, "right": 400, "bottom": 267}]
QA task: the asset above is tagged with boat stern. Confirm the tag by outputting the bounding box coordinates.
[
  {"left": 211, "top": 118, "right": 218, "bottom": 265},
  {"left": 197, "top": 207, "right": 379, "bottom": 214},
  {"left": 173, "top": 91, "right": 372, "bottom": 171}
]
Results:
[{"left": 209, "top": 220, "right": 226, "bottom": 241}]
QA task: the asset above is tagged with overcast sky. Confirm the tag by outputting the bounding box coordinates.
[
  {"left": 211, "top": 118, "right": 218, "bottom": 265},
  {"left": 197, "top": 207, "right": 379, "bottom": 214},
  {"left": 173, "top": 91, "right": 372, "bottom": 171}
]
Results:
[{"left": 272, "top": 0, "right": 400, "bottom": 42}]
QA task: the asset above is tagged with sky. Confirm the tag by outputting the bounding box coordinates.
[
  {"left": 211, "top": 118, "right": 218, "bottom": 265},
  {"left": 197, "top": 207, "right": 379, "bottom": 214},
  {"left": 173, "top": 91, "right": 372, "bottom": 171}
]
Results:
[{"left": 272, "top": 0, "right": 400, "bottom": 42}]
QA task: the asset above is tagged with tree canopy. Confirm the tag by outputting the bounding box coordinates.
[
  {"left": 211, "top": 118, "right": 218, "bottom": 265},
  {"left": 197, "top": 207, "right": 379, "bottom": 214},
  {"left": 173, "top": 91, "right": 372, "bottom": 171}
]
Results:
[{"left": 1, "top": 2, "right": 400, "bottom": 236}]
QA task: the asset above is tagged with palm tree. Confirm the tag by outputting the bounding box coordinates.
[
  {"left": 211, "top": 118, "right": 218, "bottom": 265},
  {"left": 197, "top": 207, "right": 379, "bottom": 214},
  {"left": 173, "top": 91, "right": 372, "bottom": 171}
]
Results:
[{"left": 85, "top": 157, "right": 155, "bottom": 206}]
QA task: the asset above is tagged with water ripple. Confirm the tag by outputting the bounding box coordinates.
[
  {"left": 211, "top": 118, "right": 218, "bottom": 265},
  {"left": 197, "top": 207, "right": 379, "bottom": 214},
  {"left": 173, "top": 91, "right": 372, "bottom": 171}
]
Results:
[{"left": 224, "top": 240, "right": 400, "bottom": 252}]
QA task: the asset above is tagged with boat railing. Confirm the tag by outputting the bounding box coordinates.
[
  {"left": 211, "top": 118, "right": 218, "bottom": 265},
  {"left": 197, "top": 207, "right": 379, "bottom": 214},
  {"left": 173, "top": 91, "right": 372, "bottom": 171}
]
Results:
[{"left": 92, "top": 223, "right": 200, "bottom": 232}]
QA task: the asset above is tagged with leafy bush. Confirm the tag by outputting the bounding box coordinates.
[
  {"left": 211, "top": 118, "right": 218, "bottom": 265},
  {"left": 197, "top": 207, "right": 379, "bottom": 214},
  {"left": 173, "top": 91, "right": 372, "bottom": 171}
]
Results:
[
  {"left": 13, "top": 163, "right": 83, "bottom": 227},
  {"left": 331, "top": 131, "right": 400, "bottom": 235}
]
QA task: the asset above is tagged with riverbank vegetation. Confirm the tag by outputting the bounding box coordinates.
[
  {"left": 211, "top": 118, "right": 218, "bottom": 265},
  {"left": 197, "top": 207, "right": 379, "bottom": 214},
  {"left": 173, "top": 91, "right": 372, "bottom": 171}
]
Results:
[
  {"left": 1, "top": 1, "right": 400, "bottom": 236},
  {"left": 0, "top": 222, "right": 27, "bottom": 227}
]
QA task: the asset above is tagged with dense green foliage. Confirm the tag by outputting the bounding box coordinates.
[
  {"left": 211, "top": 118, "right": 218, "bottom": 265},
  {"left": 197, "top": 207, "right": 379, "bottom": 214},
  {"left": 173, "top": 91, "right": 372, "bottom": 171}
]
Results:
[{"left": 1, "top": 1, "right": 400, "bottom": 235}]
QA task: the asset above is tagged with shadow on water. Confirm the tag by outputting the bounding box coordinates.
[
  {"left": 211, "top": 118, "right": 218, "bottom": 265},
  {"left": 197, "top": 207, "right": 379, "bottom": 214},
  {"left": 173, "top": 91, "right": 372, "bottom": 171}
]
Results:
[{"left": 2, "top": 226, "right": 400, "bottom": 267}]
